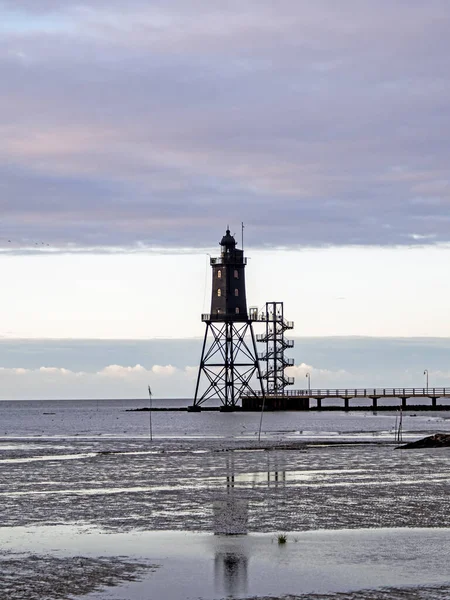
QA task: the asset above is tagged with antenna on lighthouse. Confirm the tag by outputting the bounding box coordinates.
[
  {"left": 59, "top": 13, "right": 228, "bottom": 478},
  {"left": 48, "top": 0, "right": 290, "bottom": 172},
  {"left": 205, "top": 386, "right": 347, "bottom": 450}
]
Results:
[{"left": 241, "top": 222, "right": 244, "bottom": 251}]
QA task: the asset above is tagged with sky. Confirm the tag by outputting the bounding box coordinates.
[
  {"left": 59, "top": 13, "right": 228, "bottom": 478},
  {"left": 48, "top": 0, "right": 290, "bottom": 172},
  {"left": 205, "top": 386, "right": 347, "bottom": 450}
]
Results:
[
  {"left": 2, "top": 337, "right": 450, "bottom": 400},
  {"left": 1, "top": 1, "right": 450, "bottom": 399}
]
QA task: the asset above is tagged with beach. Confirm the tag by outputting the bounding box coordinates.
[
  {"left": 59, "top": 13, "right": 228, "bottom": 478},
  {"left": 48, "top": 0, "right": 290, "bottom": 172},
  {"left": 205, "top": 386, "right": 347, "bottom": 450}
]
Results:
[{"left": 1, "top": 399, "right": 450, "bottom": 599}]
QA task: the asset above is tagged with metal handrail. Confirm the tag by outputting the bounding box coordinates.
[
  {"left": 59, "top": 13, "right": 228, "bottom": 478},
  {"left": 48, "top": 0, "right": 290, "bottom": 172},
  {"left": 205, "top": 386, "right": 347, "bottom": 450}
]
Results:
[
  {"left": 252, "top": 312, "right": 294, "bottom": 327},
  {"left": 247, "top": 387, "right": 449, "bottom": 397},
  {"left": 201, "top": 313, "right": 249, "bottom": 321},
  {"left": 282, "top": 339, "right": 295, "bottom": 348},
  {"left": 210, "top": 257, "right": 248, "bottom": 266},
  {"left": 201, "top": 312, "right": 294, "bottom": 325}
]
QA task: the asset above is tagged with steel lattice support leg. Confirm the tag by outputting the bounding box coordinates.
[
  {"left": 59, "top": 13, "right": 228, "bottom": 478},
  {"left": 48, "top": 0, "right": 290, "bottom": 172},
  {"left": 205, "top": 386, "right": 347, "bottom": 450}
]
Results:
[{"left": 192, "top": 320, "right": 264, "bottom": 410}]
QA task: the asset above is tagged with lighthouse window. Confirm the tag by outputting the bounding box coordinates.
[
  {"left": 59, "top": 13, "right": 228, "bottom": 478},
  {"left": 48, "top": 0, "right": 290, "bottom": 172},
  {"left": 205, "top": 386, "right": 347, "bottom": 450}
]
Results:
[
  {"left": 235, "top": 288, "right": 239, "bottom": 297},
  {"left": 217, "top": 270, "right": 222, "bottom": 279},
  {"left": 235, "top": 307, "right": 240, "bottom": 314},
  {"left": 234, "top": 270, "right": 239, "bottom": 279},
  {"left": 217, "top": 289, "right": 221, "bottom": 297}
]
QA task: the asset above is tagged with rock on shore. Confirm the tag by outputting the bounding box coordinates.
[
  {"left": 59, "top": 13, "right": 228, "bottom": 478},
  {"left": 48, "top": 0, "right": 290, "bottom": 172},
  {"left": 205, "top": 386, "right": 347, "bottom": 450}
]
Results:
[{"left": 398, "top": 433, "right": 450, "bottom": 449}]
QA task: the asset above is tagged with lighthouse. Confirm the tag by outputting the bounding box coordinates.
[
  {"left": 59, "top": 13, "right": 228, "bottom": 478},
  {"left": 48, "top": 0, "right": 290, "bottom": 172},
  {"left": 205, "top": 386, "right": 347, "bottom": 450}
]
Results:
[
  {"left": 210, "top": 228, "right": 248, "bottom": 319},
  {"left": 191, "top": 228, "right": 264, "bottom": 411}
]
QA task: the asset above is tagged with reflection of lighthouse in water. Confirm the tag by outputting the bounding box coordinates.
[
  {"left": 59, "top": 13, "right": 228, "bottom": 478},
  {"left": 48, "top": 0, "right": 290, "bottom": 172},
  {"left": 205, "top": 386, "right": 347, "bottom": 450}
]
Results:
[
  {"left": 213, "top": 452, "right": 248, "bottom": 535},
  {"left": 214, "top": 550, "right": 248, "bottom": 597},
  {"left": 213, "top": 451, "right": 249, "bottom": 595}
]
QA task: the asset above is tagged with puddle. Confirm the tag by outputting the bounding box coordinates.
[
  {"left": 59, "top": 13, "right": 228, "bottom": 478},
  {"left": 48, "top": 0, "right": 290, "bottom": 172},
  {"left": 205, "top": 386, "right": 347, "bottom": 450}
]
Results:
[
  {"left": 1, "top": 526, "right": 449, "bottom": 600},
  {"left": 0, "top": 484, "right": 198, "bottom": 497},
  {"left": 0, "top": 452, "right": 98, "bottom": 464},
  {"left": 227, "top": 468, "right": 365, "bottom": 484}
]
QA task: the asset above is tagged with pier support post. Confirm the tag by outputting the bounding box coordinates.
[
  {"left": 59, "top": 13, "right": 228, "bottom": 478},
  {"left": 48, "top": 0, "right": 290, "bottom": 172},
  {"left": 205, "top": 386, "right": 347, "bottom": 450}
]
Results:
[
  {"left": 371, "top": 397, "right": 378, "bottom": 410},
  {"left": 431, "top": 397, "right": 437, "bottom": 408},
  {"left": 401, "top": 397, "right": 407, "bottom": 409},
  {"left": 344, "top": 398, "right": 349, "bottom": 411},
  {"left": 316, "top": 398, "right": 322, "bottom": 410}
]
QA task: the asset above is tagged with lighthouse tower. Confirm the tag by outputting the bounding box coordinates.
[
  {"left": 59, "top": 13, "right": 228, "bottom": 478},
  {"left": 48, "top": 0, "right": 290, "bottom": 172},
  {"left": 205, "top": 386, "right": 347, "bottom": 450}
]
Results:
[{"left": 191, "top": 228, "right": 264, "bottom": 411}]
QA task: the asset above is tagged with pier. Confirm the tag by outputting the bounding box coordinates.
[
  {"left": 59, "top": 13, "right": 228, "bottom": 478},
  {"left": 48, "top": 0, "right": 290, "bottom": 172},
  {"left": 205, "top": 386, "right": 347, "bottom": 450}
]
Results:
[{"left": 241, "top": 387, "right": 450, "bottom": 411}]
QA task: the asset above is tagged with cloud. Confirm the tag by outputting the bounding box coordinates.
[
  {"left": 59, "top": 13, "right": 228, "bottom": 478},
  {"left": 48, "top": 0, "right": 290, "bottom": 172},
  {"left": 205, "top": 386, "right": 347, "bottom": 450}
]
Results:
[
  {"left": 12, "top": 367, "right": 28, "bottom": 375},
  {"left": 1, "top": 1, "right": 449, "bottom": 252},
  {"left": 0, "top": 362, "right": 196, "bottom": 399},
  {"left": 99, "top": 364, "right": 148, "bottom": 378},
  {"left": 151, "top": 364, "right": 177, "bottom": 376},
  {"left": 288, "top": 362, "right": 349, "bottom": 378},
  {"left": 39, "top": 366, "right": 76, "bottom": 375},
  {"left": 98, "top": 363, "right": 178, "bottom": 378},
  {"left": 287, "top": 362, "right": 351, "bottom": 388},
  {"left": 2, "top": 335, "right": 450, "bottom": 398}
]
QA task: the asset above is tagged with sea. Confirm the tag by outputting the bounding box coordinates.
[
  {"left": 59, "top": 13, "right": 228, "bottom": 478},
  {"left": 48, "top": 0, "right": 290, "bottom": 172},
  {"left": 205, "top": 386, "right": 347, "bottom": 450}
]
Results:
[
  {"left": 1, "top": 399, "right": 450, "bottom": 600},
  {"left": 3, "top": 397, "right": 450, "bottom": 440}
]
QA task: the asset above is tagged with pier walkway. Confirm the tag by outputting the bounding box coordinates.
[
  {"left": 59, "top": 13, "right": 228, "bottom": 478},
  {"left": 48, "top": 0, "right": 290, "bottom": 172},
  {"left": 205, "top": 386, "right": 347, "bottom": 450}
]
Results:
[{"left": 242, "top": 388, "right": 450, "bottom": 411}]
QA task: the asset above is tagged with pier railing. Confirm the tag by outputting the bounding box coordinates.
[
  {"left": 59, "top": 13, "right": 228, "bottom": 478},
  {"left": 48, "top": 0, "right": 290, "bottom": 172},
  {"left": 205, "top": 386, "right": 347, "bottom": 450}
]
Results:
[{"left": 250, "top": 387, "right": 450, "bottom": 398}]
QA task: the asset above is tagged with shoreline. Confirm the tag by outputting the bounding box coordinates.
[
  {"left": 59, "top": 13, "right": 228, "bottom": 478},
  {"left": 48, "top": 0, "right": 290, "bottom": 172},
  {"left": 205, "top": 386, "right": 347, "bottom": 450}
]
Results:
[{"left": 127, "top": 404, "right": 450, "bottom": 412}]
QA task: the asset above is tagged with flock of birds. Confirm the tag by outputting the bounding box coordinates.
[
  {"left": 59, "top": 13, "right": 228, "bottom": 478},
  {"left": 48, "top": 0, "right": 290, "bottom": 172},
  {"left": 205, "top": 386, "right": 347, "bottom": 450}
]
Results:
[{"left": 2, "top": 238, "right": 51, "bottom": 247}]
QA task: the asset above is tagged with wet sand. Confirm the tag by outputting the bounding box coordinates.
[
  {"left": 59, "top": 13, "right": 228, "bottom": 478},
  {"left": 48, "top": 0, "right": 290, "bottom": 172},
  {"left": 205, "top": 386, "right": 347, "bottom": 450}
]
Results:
[
  {"left": 2, "top": 438, "right": 450, "bottom": 532},
  {"left": 1, "top": 436, "right": 450, "bottom": 598}
]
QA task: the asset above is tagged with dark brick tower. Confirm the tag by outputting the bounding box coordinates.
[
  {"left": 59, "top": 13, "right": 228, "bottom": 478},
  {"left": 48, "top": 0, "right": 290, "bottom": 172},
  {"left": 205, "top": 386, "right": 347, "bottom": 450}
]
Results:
[
  {"left": 191, "top": 228, "right": 264, "bottom": 411},
  {"left": 210, "top": 229, "right": 248, "bottom": 319}
]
